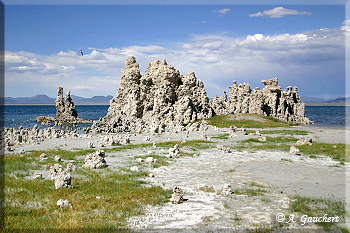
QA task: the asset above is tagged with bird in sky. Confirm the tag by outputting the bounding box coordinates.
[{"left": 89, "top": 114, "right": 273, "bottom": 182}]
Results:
[{"left": 80, "top": 50, "right": 83, "bottom": 56}]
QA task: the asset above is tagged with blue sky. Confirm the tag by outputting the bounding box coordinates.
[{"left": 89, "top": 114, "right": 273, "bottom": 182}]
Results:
[{"left": 4, "top": 3, "right": 349, "bottom": 99}]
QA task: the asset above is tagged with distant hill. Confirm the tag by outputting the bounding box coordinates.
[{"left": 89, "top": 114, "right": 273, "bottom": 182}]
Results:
[
  {"left": 302, "top": 96, "right": 350, "bottom": 106},
  {"left": 3, "top": 95, "right": 113, "bottom": 105}
]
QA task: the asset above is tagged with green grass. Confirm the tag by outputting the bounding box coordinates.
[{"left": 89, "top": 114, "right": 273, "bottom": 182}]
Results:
[
  {"left": 212, "top": 133, "right": 230, "bottom": 140},
  {"left": 249, "top": 182, "right": 266, "bottom": 188},
  {"left": 236, "top": 136, "right": 348, "bottom": 162},
  {"left": 290, "top": 196, "right": 345, "bottom": 230},
  {"left": 234, "top": 188, "right": 267, "bottom": 196},
  {"left": 156, "top": 140, "right": 215, "bottom": 151},
  {"left": 260, "top": 129, "right": 309, "bottom": 136},
  {"left": 5, "top": 168, "right": 171, "bottom": 230},
  {"left": 134, "top": 154, "right": 170, "bottom": 168},
  {"left": 235, "top": 136, "right": 298, "bottom": 153},
  {"left": 203, "top": 114, "right": 290, "bottom": 128},
  {"left": 297, "top": 143, "right": 348, "bottom": 162}
]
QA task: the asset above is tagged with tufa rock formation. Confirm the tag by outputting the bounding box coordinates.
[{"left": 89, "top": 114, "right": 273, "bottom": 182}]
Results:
[
  {"left": 97, "top": 57, "right": 311, "bottom": 133},
  {"left": 211, "top": 78, "right": 312, "bottom": 124},
  {"left": 35, "top": 87, "right": 91, "bottom": 124},
  {"left": 98, "top": 57, "right": 213, "bottom": 133}
]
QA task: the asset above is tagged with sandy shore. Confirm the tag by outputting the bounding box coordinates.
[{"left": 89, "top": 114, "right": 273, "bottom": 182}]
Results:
[{"left": 5, "top": 125, "right": 349, "bottom": 230}]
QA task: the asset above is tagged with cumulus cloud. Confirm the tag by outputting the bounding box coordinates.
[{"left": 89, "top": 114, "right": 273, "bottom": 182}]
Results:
[
  {"left": 213, "top": 8, "right": 231, "bottom": 15},
  {"left": 5, "top": 26, "right": 345, "bottom": 98},
  {"left": 249, "top": 7, "right": 311, "bottom": 18}
]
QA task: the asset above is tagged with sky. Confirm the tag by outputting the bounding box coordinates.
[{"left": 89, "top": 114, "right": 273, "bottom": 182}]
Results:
[{"left": 4, "top": 3, "right": 349, "bottom": 99}]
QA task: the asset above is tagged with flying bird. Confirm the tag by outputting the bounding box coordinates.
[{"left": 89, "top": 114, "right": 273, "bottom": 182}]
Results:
[{"left": 79, "top": 50, "right": 83, "bottom": 56}]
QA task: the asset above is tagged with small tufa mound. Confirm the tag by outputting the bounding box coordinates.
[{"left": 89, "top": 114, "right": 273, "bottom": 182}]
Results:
[
  {"left": 49, "top": 164, "right": 73, "bottom": 189},
  {"left": 290, "top": 146, "right": 301, "bottom": 155},
  {"left": 217, "top": 144, "right": 231, "bottom": 154},
  {"left": 130, "top": 166, "right": 140, "bottom": 172},
  {"left": 57, "top": 199, "right": 72, "bottom": 209},
  {"left": 83, "top": 150, "right": 107, "bottom": 169},
  {"left": 66, "top": 160, "right": 76, "bottom": 172},
  {"left": 32, "top": 172, "right": 43, "bottom": 180},
  {"left": 39, "top": 153, "right": 48, "bottom": 162},
  {"left": 168, "top": 144, "right": 180, "bottom": 158},
  {"left": 171, "top": 186, "right": 184, "bottom": 204},
  {"left": 221, "top": 184, "right": 234, "bottom": 195},
  {"left": 295, "top": 137, "right": 312, "bottom": 146},
  {"left": 88, "top": 141, "right": 95, "bottom": 148}
]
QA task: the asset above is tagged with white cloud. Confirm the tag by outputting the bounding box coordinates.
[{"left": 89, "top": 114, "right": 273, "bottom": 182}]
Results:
[
  {"left": 249, "top": 7, "right": 311, "bottom": 18},
  {"left": 5, "top": 27, "right": 345, "bottom": 98},
  {"left": 341, "top": 19, "right": 350, "bottom": 32},
  {"left": 213, "top": 8, "right": 231, "bottom": 15}
]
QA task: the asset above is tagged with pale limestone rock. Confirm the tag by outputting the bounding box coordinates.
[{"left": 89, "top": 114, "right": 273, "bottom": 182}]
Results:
[
  {"left": 171, "top": 186, "right": 184, "bottom": 204},
  {"left": 83, "top": 150, "right": 107, "bottom": 169},
  {"left": 57, "top": 199, "right": 72, "bottom": 209},
  {"left": 39, "top": 153, "right": 47, "bottom": 162},
  {"left": 290, "top": 146, "right": 301, "bottom": 155},
  {"left": 217, "top": 144, "right": 231, "bottom": 153},
  {"left": 168, "top": 144, "right": 180, "bottom": 158},
  {"left": 54, "top": 155, "right": 62, "bottom": 162},
  {"left": 98, "top": 57, "right": 213, "bottom": 133},
  {"left": 66, "top": 160, "right": 76, "bottom": 172},
  {"left": 258, "top": 137, "right": 267, "bottom": 142},
  {"left": 130, "top": 166, "right": 140, "bottom": 172},
  {"left": 49, "top": 164, "right": 72, "bottom": 189},
  {"left": 295, "top": 137, "right": 312, "bottom": 146},
  {"left": 221, "top": 184, "right": 234, "bottom": 195},
  {"left": 211, "top": 78, "right": 313, "bottom": 125}
]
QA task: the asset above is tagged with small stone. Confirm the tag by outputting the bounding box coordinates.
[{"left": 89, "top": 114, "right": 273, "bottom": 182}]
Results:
[
  {"left": 32, "top": 172, "right": 43, "bottom": 180},
  {"left": 39, "top": 153, "right": 48, "bottom": 162},
  {"left": 136, "top": 158, "right": 144, "bottom": 163},
  {"left": 145, "top": 157, "right": 155, "bottom": 163},
  {"left": 57, "top": 199, "right": 72, "bottom": 209},
  {"left": 258, "top": 137, "right": 267, "bottom": 142},
  {"left": 66, "top": 160, "right": 76, "bottom": 172},
  {"left": 149, "top": 173, "right": 155, "bottom": 177},
  {"left": 290, "top": 146, "right": 301, "bottom": 155},
  {"left": 221, "top": 184, "right": 234, "bottom": 195},
  {"left": 130, "top": 166, "right": 139, "bottom": 172},
  {"left": 54, "top": 155, "right": 62, "bottom": 162},
  {"left": 171, "top": 186, "right": 184, "bottom": 204}
]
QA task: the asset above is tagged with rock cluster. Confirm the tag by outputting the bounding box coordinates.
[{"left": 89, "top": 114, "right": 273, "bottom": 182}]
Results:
[
  {"left": 49, "top": 164, "right": 72, "bottom": 189},
  {"left": 211, "top": 78, "right": 313, "bottom": 124},
  {"left": 83, "top": 150, "right": 107, "bottom": 169},
  {"left": 96, "top": 57, "right": 311, "bottom": 134},
  {"left": 98, "top": 57, "right": 213, "bottom": 133},
  {"left": 3, "top": 125, "right": 81, "bottom": 150}
]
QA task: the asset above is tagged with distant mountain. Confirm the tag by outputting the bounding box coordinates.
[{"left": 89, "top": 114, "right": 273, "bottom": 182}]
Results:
[
  {"left": 302, "top": 96, "right": 350, "bottom": 106},
  {"left": 3, "top": 95, "right": 113, "bottom": 105}
]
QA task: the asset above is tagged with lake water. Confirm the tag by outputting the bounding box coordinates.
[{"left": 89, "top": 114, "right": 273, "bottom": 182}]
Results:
[{"left": 0, "top": 105, "right": 347, "bottom": 129}]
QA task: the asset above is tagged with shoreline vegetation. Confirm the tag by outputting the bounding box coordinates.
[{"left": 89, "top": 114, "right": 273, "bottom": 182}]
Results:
[{"left": 3, "top": 113, "right": 349, "bottom": 231}]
